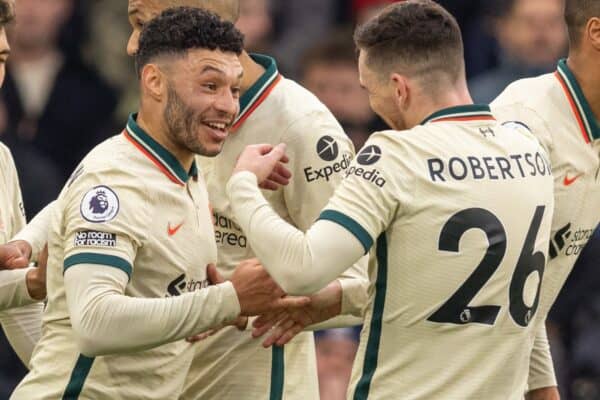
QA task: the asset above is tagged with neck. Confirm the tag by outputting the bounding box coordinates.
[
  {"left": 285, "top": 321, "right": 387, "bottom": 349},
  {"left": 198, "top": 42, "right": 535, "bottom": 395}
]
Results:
[
  {"left": 136, "top": 108, "right": 194, "bottom": 172},
  {"left": 567, "top": 52, "right": 600, "bottom": 120},
  {"left": 239, "top": 51, "right": 266, "bottom": 95},
  {"left": 409, "top": 82, "right": 474, "bottom": 127}
]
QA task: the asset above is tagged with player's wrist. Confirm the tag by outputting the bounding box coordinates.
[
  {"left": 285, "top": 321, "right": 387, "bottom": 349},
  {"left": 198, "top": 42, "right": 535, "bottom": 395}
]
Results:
[
  {"left": 9, "top": 240, "right": 32, "bottom": 261},
  {"left": 25, "top": 267, "right": 46, "bottom": 301}
]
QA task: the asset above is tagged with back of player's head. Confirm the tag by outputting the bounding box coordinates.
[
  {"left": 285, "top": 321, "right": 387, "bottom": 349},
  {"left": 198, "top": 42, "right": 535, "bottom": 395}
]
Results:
[
  {"left": 564, "top": 0, "right": 600, "bottom": 47},
  {"left": 0, "top": 0, "right": 15, "bottom": 28},
  {"left": 354, "top": 0, "right": 464, "bottom": 85},
  {"left": 134, "top": 6, "right": 244, "bottom": 77},
  {"left": 162, "top": 0, "right": 240, "bottom": 22}
]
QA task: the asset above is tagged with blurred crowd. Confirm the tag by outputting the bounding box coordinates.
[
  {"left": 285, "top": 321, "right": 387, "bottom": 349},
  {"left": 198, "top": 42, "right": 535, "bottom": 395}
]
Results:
[{"left": 0, "top": 0, "right": 597, "bottom": 399}]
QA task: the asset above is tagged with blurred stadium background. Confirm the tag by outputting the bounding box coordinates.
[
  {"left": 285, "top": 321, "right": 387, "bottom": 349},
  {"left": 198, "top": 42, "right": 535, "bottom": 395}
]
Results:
[{"left": 0, "top": 0, "right": 598, "bottom": 399}]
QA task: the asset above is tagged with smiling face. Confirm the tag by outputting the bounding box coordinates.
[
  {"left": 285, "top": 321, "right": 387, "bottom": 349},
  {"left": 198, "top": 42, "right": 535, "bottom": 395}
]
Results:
[{"left": 157, "top": 48, "right": 243, "bottom": 157}]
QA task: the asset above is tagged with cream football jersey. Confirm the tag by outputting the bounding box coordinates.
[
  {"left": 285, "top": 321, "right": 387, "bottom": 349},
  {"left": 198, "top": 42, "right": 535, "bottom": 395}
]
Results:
[
  {"left": 0, "top": 143, "right": 26, "bottom": 245},
  {"left": 183, "top": 54, "right": 357, "bottom": 400},
  {"left": 319, "top": 105, "right": 554, "bottom": 399},
  {"left": 493, "top": 59, "right": 600, "bottom": 316},
  {"left": 492, "top": 60, "right": 600, "bottom": 390},
  {"left": 12, "top": 115, "right": 228, "bottom": 400}
]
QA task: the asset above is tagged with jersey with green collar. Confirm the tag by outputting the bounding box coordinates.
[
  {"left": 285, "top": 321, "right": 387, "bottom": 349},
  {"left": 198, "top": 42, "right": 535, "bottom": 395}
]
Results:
[
  {"left": 320, "top": 105, "right": 554, "bottom": 399},
  {"left": 0, "top": 143, "right": 26, "bottom": 244},
  {"left": 183, "top": 54, "right": 355, "bottom": 400},
  {"left": 493, "top": 59, "right": 600, "bottom": 322},
  {"left": 12, "top": 115, "right": 221, "bottom": 400}
]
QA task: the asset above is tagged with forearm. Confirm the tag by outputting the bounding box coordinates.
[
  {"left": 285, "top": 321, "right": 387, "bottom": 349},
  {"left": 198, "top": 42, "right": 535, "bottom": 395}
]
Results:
[
  {"left": 0, "top": 302, "right": 43, "bottom": 366},
  {"left": 66, "top": 265, "right": 240, "bottom": 357},
  {"left": 12, "top": 201, "right": 55, "bottom": 259},
  {"left": 227, "top": 172, "right": 364, "bottom": 295},
  {"left": 0, "top": 268, "right": 38, "bottom": 310},
  {"left": 528, "top": 323, "right": 558, "bottom": 391}
]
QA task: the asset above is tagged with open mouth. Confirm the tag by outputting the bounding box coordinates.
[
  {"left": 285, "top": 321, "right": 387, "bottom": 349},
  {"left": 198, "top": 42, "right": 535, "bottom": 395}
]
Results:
[{"left": 203, "top": 121, "right": 228, "bottom": 133}]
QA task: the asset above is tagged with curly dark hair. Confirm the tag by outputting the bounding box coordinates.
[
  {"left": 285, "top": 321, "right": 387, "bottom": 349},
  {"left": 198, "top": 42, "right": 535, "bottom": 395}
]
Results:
[
  {"left": 0, "top": 0, "right": 15, "bottom": 27},
  {"left": 135, "top": 6, "right": 244, "bottom": 76}
]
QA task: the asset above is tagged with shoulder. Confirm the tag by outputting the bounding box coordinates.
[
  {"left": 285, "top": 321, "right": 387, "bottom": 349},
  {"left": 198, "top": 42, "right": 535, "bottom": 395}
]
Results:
[
  {"left": 272, "top": 79, "right": 346, "bottom": 140},
  {"left": 492, "top": 73, "right": 556, "bottom": 108}
]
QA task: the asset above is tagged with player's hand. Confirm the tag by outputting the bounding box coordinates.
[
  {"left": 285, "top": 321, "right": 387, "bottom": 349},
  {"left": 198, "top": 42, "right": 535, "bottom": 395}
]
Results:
[
  {"left": 229, "top": 258, "right": 310, "bottom": 316},
  {"left": 526, "top": 386, "right": 560, "bottom": 400},
  {"left": 26, "top": 245, "right": 47, "bottom": 301},
  {"left": 252, "top": 280, "right": 343, "bottom": 347},
  {"left": 186, "top": 316, "right": 248, "bottom": 343},
  {"left": 0, "top": 240, "right": 33, "bottom": 270},
  {"left": 233, "top": 143, "right": 291, "bottom": 190}
]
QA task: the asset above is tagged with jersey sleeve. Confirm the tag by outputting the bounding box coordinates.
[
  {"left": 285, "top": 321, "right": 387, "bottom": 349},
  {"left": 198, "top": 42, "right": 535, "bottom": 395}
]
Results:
[
  {"left": 13, "top": 201, "right": 56, "bottom": 261},
  {"left": 280, "top": 112, "right": 369, "bottom": 313},
  {"left": 318, "top": 132, "right": 413, "bottom": 253},
  {"left": 491, "top": 96, "right": 555, "bottom": 156},
  {"left": 528, "top": 324, "right": 558, "bottom": 391},
  {"left": 0, "top": 144, "right": 27, "bottom": 237},
  {"left": 60, "top": 166, "right": 150, "bottom": 279},
  {"left": 281, "top": 110, "right": 355, "bottom": 230}
]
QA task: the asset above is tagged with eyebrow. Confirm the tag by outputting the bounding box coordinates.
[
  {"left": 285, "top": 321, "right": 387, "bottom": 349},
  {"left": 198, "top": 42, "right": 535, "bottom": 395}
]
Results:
[
  {"left": 200, "top": 66, "right": 226, "bottom": 75},
  {"left": 128, "top": 7, "right": 138, "bottom": 17}
]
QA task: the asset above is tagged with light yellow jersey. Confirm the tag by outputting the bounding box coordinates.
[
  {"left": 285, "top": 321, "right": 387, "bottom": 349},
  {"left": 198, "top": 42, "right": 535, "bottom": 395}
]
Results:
[
  {"left": 492, "top": 59, "right": 600, "bottom": 390},
  {"left": 493, "top": 59, "right": 600, "bottom": 315},
  {"left": 182, "top": 54, "right": 357, "bottom": 400},
  {"left": 320, "top": 105, "right": 554, "bottom": 399},
  {"left": 12, "top": 115, "right": 232, "bottom": 400},
  {"left": 0, "top": 143, "right": 26, "bottom": 244}
]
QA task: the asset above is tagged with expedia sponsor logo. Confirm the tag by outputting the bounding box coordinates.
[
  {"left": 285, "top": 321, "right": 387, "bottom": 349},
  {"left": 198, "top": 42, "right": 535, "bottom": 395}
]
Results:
[
  {"left": 74, "top": 230, "right": 116, "bottom": 247},
  {"left": 549, "top": 223, "right": 595, "bottom": 259},
  {"left": 345, "top": 165, "right": 387, "bottom": 187},
  {"left": 356, "top": 145, "right": 382, "bottom": 165},
  {"left": 167, "top": 274, "right": 209, "bottom": 297},
  {"left": 214, "top": 211, "right": 247, "bottom": 248},
  {"left": 316, "top": 136, "right": 339, "bottom": 161},
  {"left": 304, "top": 153, "right": 352, "bottom": 183}
]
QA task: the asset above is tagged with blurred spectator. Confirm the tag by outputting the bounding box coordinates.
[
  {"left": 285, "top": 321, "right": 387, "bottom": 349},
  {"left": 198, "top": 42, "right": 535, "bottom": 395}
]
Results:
[
  {"left": 469, "top": 0, "right": 567, "bottom": 103},
  {"left": 549, "top": 226, "right": 600, "bottom": 400},
  {"left": 300, "top": 29, "right": 381, "bottom": 149},
  {"left": 236, "top": 0, "right": 274, "bottom": 54},
  {"left": 270, "top": 0, "right": 337, "bottom": 77},
  {"left": 0, "top": 0, "right": 118, "bottom": 216},
  {"left": 352, "top": 0, "right": 398, "bottom": 24},
  {"left": 315, "top": 328, "right": 361, "bottom": 400},
  {"left": 86, "top": 0, "right": 138, "bottom": 123},
  {"left": 437, "top": 0, "right": 499, "bottom": 79}
]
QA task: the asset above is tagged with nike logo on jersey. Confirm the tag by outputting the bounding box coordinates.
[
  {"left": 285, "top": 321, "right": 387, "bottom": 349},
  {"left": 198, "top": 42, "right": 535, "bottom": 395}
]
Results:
[
  {"left": 168, "top": 222, "right": 184, "bottom": 236},
  {"left": 563, "top": 173, "right": 583, "bottom": 186}
]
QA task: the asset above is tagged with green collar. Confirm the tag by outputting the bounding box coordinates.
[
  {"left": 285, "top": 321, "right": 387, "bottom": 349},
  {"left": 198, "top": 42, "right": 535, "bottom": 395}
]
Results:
[
  {"left": 125, "top": 114, "right": 198, "bottom": 185},
  {"left": 421, "top": 104, "right": 495, "bottom": 125},
  {"left": 233, "top": 54, "right": 281, "bottom": 129},
  {"left": 556, "top": 59, "right": 599, "bottom": 143}
]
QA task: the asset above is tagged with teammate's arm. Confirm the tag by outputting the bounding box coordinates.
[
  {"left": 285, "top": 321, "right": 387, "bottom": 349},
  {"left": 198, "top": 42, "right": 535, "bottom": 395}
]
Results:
[
  {"left": 65, "top": 263, "right": 241, "bottom": 356},
  {"left": 11, "top": 200, "right": 56, "bottom": 262},
  {"left": 228, "top": 136, "right": 402, "bottom": 295},
  {"left": 0, "top": 145, "right": 44, "bottom": 366},
  {"left": 526, "top": 324, "right": 559, "bottom": 396},
  {"left": 280, "top": 114, "right": 369, "bottom": 315}
]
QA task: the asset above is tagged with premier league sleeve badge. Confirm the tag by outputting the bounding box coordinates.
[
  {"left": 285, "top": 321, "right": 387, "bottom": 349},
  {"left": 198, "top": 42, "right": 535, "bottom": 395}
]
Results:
[{"left": 80, "top": 185, "right": 120, "bottom": 223}]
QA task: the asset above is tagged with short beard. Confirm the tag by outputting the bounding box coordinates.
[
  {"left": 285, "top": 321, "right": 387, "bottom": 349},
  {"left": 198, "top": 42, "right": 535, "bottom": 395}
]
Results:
[{"left": 164, "top": 83, "right": 220, "bottom": 157}]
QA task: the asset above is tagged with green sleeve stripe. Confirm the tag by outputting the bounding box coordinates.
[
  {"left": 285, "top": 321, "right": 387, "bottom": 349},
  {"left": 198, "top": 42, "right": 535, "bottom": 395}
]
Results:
[
  {"left": 64, "top": 253, "right": 132, "bottom": 278},
  {"left": 62, "top": 354, "right": 95, "bottom": 399},
  {"left": 318, "top": 210, "right": 374, "bottom": 254},
  {"left": 269, "top": 345, "right": 285, "bottom": 400}
]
